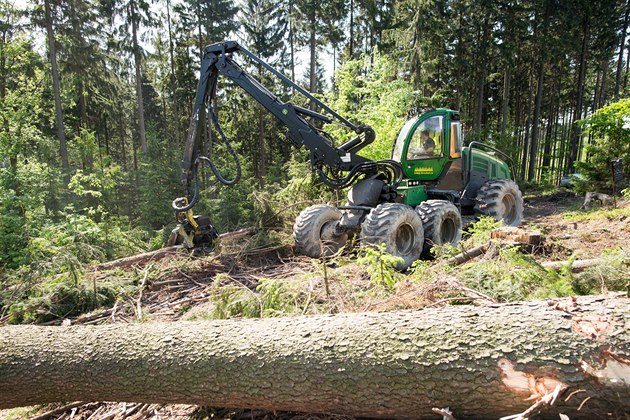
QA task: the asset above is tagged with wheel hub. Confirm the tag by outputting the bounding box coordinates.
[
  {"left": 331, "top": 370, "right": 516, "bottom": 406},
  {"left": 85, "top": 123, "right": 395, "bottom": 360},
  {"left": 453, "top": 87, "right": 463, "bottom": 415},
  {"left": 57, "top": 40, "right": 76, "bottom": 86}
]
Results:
[
  {"left": 502, "top": 194, "right": 517, "bottom": 224},
  {"left": 395, "top": 223, "right": 415, "bottom": 254},
  {"left": 439, "top": 219, "right": 456, "bottom": 244}
]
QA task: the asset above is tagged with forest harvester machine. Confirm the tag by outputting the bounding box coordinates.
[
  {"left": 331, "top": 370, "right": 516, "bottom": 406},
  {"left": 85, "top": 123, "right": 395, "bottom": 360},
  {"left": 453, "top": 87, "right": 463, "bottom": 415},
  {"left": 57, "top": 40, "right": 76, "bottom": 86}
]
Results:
[{"left": 169, "top": 41, "right": 523, "bottom": 269}]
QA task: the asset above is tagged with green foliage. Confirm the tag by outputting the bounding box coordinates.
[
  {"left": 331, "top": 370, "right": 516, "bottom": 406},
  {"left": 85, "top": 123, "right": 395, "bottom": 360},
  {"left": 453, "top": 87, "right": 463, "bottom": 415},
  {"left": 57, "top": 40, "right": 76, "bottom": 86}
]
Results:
[
  {"left": 0, "top": 0, "right": 628, "bottom": 326},
  {"left": 467, "top": 216, "right": 503, "bottom": 244},
  {"left": 136, "top": 129, "right": 182, "bottom": 231},
  {"left": 459, "top": 245, "right": 629, "bottom": 302},
  {"left": 576, "top": 98, "right": 630, "bottom": 192},
  {"left": 563, "top": 204, "right": 630, "bottom": 222},
  {"left": 5, "top": 276, "right": 118, "bottom": 324},
  {"left": 357, "top": 243, "right": 403, "bottom": 289},
  {"left": 0, "top": 208, "right": 148, "bottom": 322},
  {"left": 459, "top": 245, "right": 575, "bottom": 302},
  {"left": 572, "top": 248, "right": 630, "bottom": 294},
  {"left": 208, "top": 276, "right": 304, "bottom": 319},
  {"left": 326, "top": 52, "right": 424, "bottom": 161}
]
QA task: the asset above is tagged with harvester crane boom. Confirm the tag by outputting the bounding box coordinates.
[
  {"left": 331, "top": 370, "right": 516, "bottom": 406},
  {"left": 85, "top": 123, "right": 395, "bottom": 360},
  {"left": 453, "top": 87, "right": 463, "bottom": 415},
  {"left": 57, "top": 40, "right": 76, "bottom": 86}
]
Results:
[{"left": 178, "top": 40, "right": 402, "bottom": 211}]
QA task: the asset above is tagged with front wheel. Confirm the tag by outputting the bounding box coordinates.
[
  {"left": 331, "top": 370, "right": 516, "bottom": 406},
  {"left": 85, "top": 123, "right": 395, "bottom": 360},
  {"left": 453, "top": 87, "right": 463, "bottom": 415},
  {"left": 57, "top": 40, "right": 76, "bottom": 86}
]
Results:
[
  {"left": 474, "top": 180, "right": 524, "bottom": 226},
  {"left": 293, "top": 204, "right": 348, "bottom": 258},
  {"left": 360, "top": 203, "right": 424, "bottom": 270}
]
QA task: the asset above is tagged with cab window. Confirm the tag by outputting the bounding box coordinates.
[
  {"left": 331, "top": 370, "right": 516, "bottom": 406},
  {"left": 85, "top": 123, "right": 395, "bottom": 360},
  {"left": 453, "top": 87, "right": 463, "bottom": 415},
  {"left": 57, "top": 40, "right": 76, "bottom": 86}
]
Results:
[
  {"left": 450, "top": 121, "right": 462, "bottom": 158},
  {"left": 392, "top": 117, "right": 417, "bottom": 161},
  {"left": 406, "top": 116, "right": 443, "bottom": 160}
]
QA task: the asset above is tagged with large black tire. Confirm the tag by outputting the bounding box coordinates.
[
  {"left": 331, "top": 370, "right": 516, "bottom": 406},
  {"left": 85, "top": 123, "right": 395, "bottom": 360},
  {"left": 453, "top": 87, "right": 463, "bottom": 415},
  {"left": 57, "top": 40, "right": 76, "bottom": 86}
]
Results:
[
  {"left": 416, "top": 200, "right": 463, "bottom": 254},
  {"left": 474, "top": 179, "right": 524, "bottom": 226},
  {"left": 293, "top": 204, "right": 348, "bottom": 258},
  {"left": 360, "top": 203, "right": 424, "bottom": 270}
]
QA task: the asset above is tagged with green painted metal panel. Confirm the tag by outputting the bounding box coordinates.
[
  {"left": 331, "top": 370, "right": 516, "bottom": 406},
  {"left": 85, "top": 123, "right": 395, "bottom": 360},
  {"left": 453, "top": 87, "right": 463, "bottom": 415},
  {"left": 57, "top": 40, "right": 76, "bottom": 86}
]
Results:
[{"left": 397, "top": 181, "right": 428, "bottom": 207}]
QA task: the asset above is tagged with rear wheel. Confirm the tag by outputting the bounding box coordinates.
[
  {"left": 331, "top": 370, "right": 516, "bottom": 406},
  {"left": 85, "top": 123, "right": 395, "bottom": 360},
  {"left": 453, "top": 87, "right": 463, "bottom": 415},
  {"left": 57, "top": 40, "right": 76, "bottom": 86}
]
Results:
[
  {"left": 360, "top": 203, "right": 424, "bottom": 270},
  {"left": 416, "top": 200, "right": 462, "bottom": 254},
  {"left": 293, "top": 205, "right": 348, "bottom": 258},
  {"left": 474, "top": 180, "right": 523, "bottom": 226}
]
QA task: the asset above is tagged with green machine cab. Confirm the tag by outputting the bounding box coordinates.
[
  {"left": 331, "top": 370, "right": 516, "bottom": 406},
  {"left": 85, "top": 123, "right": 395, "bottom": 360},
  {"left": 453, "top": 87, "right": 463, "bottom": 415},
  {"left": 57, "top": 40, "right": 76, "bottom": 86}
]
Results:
[{"left": 392, "top": 108, "right": 517, "bottom": 214}]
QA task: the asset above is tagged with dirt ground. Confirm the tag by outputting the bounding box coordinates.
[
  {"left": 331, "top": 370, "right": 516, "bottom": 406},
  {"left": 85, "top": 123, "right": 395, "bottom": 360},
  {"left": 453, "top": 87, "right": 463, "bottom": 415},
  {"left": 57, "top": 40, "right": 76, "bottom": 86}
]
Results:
[
  {"left": 2, "top": 191, "right": 629, "bottom": 420},
  {"left": 522, "top": 190, "right": 630, "bottom": 259}
]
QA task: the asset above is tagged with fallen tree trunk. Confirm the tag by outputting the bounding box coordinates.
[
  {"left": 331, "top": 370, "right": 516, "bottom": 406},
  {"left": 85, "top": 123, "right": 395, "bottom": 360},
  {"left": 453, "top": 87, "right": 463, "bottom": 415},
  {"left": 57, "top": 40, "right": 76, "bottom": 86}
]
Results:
[
  {"left": 447, "top": 242, "right": 490, "bottom": 266},
  {"left": 1, "top": 294, "right": 629, "bottom": 418},
  {"left": 91, "top": 246, "right": 183, "bottom": 271},
  {"left": 92, "top": 228, "right": 257, "bottom": 271},
  {"left": 542, "top": 257, "right": 628, "bottom": 273}
]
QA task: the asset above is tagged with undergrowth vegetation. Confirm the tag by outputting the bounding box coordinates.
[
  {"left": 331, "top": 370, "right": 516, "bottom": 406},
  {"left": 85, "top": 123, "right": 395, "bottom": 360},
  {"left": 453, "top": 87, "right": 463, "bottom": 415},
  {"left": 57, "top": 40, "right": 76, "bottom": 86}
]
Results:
[
  {"left": 563, "top": 202, "right": 630, "bottom": 221},
  {"left": 2, "top": 192, "right": 628, "bottom": 326}
]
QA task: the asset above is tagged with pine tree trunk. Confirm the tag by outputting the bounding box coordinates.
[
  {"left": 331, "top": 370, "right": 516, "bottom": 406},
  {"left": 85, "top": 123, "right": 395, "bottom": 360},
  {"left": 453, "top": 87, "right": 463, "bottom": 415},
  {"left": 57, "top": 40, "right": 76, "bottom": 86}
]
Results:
[
  {"left": 597, "top": 58, "right": 608, "bottom": 109},
  {"left": 289, "top": 13, "right": 295, "bottom": 86},
  {"left": 567, "top": 16, "right": 589, "bottom": 173},
  {"left": 474, "top": 68, "right": 486, "bottom": 130},
  {"left": 258, "top": 109, "right": 266, "bottom": 187},
  {"left": 165, "top": 0, "right": 179, "bottom": 141},
  {"left": 624, "top": 40, "right": 630, "bottom": 93},
  {"left": 130, "top": 0, "right": 147, "bottom": 155},
  {"left": 541, "top": 78, "right": 557, "bottom": 170},
  {"left": 44, "top": 0, "right": 69, "bottom": 173},
  {"left": 614, "top": 1, "right": 629, "bottom": 99},
  {"left": 593, "top": 67, "right": 601, "bottom": 114},
  {"left": 2, "top": 295, "right": 629, "bottom": 418},
  {"left": 528, "top": 56, "right": 545, "bottom": 181},
  {"left": 119, "top": 118, "right": 127, "bottom": 170},
  {"left": 349, "top": 0, "right": 354, "bottom": 58},
  {"left": 501, "top": 68, "right": 510, "bottom": 135},
  {"left": 309, "top": 23, "right": 317, "bottom": 105},
  {"left": 520, "top": 56, "right": 535, "bottom": 178}
]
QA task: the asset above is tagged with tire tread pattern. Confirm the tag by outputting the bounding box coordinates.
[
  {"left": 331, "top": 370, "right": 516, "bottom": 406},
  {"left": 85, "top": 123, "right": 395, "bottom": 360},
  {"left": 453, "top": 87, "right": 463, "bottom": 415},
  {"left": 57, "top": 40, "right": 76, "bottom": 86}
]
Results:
[
  {"left": 293, "top": 204, "right": 345, "bottom": 258},
  {"left": 416, "top": 200, "right": 463, "bottom": 253},
  {"left": 360, "top": 203, "right": 424, "bottom": 270},
  {"left": 474, "top": 180, "right": 524, "bottom": 226}
]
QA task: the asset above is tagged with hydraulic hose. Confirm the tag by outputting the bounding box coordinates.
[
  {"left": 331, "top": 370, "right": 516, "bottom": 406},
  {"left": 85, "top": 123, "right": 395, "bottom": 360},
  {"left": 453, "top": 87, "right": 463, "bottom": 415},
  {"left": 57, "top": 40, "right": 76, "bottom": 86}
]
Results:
[
  {"left": 172, "top": 103, "right": 242, "bottom": 212},
  {"left": 316, "top": 159, "right": 403, "bottom": 190},
  {"left": 205, "top": 105, "right": 241, "bottom": 186}
]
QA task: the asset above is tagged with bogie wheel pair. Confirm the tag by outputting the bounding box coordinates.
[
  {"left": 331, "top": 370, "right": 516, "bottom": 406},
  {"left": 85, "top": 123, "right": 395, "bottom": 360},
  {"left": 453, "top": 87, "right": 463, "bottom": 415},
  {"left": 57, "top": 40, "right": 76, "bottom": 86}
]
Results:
[
  {"left": 294, "top": 201, "right": 463, "bottom": 270},
  {"left": 294, "top": 203, "right": 425, "bottom": 270},
  {"left": 474, "top": 180, "right": 524, "bottom": 226}
]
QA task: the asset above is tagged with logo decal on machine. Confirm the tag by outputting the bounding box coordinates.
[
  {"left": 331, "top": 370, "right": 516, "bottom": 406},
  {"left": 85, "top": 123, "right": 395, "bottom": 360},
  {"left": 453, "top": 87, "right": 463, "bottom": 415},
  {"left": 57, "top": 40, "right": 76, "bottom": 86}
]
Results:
[{"left": 414, "top": 167, "right": 433, "bottom": 174}]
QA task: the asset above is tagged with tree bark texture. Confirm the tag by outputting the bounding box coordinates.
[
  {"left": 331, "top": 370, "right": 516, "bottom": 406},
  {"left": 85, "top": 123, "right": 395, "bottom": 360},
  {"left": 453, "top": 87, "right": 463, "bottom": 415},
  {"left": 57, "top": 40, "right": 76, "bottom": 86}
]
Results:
[
  {"left": 1, "top": 295, "right": 629, "bottom": 418},
  {"left": 500, "top": 68, "right": 510, "bottom": 136}
]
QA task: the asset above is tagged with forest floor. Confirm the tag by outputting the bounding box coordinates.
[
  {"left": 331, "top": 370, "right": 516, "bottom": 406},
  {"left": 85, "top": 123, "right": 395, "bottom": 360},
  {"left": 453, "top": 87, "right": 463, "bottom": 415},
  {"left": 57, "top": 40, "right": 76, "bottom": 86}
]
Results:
[{"left": 2, "top": 189, "right": 630, "bottom": 420}]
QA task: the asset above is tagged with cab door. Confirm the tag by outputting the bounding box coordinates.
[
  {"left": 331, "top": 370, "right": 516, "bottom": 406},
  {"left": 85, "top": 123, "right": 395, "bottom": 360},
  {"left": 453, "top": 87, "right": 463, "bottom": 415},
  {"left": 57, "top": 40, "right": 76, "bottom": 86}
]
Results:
[{"left": 392, "top": 111, "right": 450, "bottom": 181}]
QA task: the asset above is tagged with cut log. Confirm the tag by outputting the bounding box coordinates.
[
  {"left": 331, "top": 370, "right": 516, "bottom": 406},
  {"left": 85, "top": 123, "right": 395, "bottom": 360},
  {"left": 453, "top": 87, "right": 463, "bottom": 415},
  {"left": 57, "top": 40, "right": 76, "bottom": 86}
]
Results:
[
  {"left": 580, "top": 192, "right": 614, "bottom": 210},
  {"left": 447, "top": 228, "right": 543, "bottom": 267},
  {"left": 446, "top": 242, "right": 490, "bottom": 266},
  {"left": 490, "top": 227, "right": 543, "bottom": 245},
  {"left": 1, "top": 294, "right": 629, "bottom": 418},
  {"left": 542, "top": 257, "right": 629, "bottom": 273}
]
